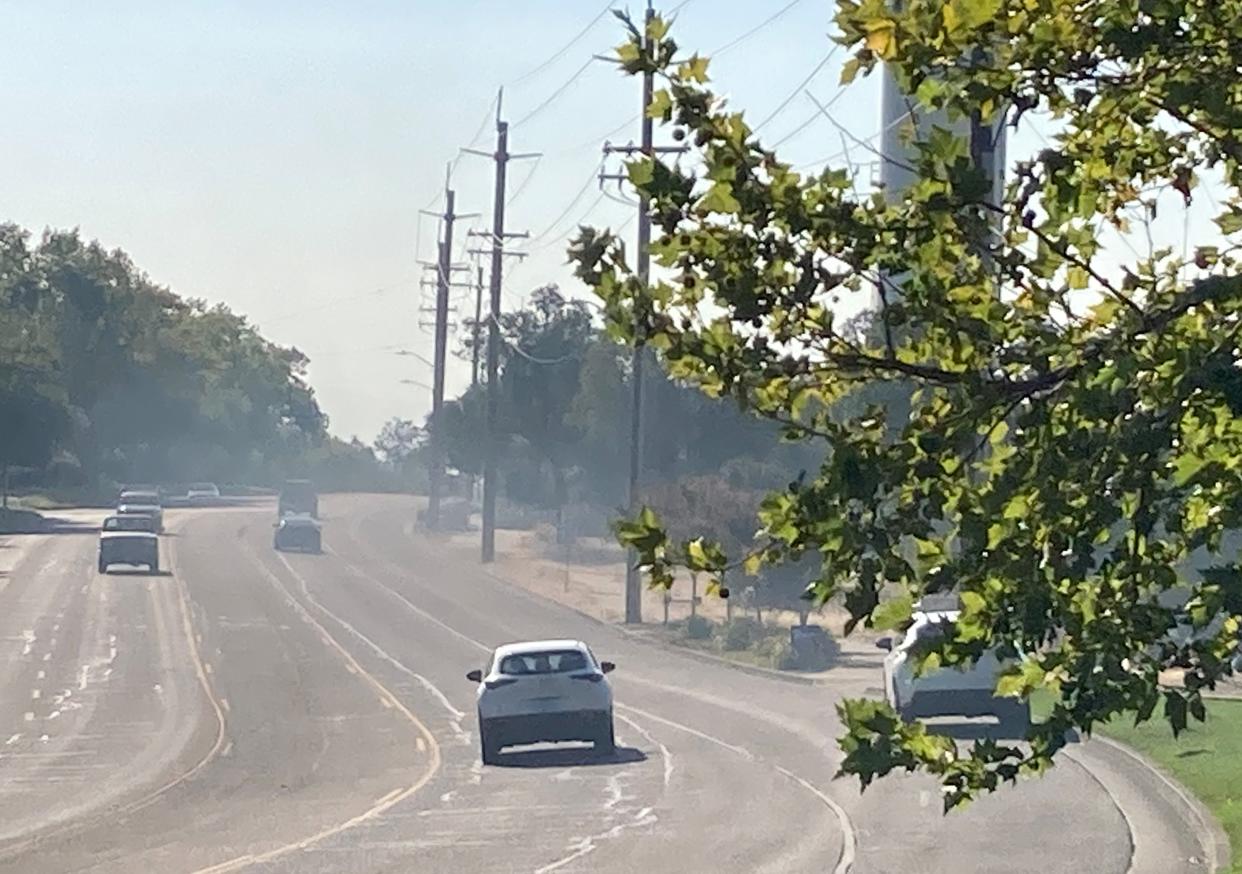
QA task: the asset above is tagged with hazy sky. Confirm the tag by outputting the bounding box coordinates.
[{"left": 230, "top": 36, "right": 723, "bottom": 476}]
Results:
[{"left": 0, "top": 1, "right": 1211, "bottom": 441}]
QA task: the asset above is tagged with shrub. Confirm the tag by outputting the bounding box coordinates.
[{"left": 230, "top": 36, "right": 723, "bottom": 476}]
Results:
[
  {"left": 756, "top": 633, "right": 796, "bottom": 670},
  {"left": 719, "top": 617, "right": 759, "bottom": 651},
  {"left": 686, "top": 614, "right": 713, "bottom": 640}
]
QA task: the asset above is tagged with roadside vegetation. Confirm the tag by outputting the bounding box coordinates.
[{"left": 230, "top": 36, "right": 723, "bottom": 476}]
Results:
[
  {"left": 564, "top": 2, "right": 1242, "bottom": 809},
  {"left": 0, "top": 225, "right": 416, "bottom": 511}
]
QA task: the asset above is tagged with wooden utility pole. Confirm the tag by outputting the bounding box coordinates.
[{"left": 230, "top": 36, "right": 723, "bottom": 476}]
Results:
[
  {"left": 471, "top": 264, "right": 485, "bottom": 387},
  {"left": 463, "top": 90, "right": 537, "bottom": 563},
  {"left": 601, "top": 0, "right": 687, "bottom": 623},
  {"left": 419, "top": 166, "right": 476, "bottom": 530}
]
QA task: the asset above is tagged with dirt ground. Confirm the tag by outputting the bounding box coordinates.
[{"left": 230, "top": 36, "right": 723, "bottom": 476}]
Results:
[{"left": 436, "top": 522, "right": 860, "bottom": 636}]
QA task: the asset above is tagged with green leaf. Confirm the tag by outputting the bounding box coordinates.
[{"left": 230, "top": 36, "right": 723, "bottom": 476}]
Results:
[
  {"left": 647, "top": 88, "right": 673, "bottom": 120},
  {"left": 699, "top": 182, "right": 741, "bottom": 214},
  {"left": 678, "top": 55, "right": 710, "bottom": 84},
  {"left": 1215, "top": 208, "right": 1242, "bottom": 235},
  {"left": 872, "top": 593, "right": 915, "bottom": 631},
  {"left": 863, "top": 18, "right": 897, "bottom": 60}
]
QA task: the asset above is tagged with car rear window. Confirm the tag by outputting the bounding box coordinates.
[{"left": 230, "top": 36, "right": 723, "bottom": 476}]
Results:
[
  {"left": 104, "top": 516, "right": 153, "bottom": 531},
  {"left": 498, "top": 650, "right": 589, "bottom": 675}
]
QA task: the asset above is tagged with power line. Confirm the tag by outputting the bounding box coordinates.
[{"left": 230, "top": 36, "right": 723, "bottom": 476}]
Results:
[
  {"left": 512, "top": 56, "right": 599, "bottom": 128},
  {"left": 712, "top": 0, "right": 808, "bottom": 56},
  {"left": 509, "top": 0, "right": 615, "bottom": 87},
  {"left": 488, "top": 315, "right": 580, "bottom": 366},
  {"left": 754, "top": 46, "right": 839, "bottom": 132},
  {"left": 507, "top": 155, "right": 544, "bottom": 206},
  {"left": 526, "top": 161, "right": 604, "bottom": 245}
]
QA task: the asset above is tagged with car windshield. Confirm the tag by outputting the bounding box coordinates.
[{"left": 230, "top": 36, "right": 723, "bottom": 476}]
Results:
[
  {"left": 498, "top": 650, "right": 589, "bottom": 675},
  {"left": 120, "top": 492, "right": 159, "bottom": 504}
]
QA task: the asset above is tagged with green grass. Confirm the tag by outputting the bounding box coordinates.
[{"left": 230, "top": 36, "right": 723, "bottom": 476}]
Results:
[
  {"left": 1029, "top": 689, "right": 1239, "bottom": 867},
  {"left": 1101, "top": 699, "right": 1242, "bottom": 871}
]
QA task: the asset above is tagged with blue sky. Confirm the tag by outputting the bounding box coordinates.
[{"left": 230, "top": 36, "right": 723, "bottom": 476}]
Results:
[{"left": 0, "top": 1, "right": 1211, "bottom": 440}]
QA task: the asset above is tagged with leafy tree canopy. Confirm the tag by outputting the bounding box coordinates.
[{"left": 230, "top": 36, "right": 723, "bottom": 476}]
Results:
[{"left": 573, "top": 2, "right": 1242, "bottom": 808}]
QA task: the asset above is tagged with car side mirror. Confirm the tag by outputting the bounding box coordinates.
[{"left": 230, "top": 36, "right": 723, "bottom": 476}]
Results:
[
  {"left": 466, "top": 669, "right": 483, "bottom": 683},
  {"left": 875, "top": 637, "right": 893, "bottom": 652},
  {"left": 600, "top": 661, "right": 616, "bottom": 674}
]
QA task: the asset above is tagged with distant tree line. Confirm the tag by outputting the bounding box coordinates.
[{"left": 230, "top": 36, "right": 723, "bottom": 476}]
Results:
[{"left": 0, "top": 224, "right": 399, "bottom": 499}]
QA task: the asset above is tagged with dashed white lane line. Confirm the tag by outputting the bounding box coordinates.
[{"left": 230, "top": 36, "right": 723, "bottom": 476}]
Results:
[
  {"left": 41, "top": 653, "right": 51, "bottom": 663},
  {"left": 23, "top": 713, "right": 33, "bottom": 723},
  {"left": 204, "top": 664, "right": 213, "bottom": 676},
  {"left": 616, "top": 713, "right": 674, "bottom": 789},
  {"left": 20, "top": 631, "right": 34, "bottom": 657},
  {"left": 30, "top": 690, "right": 40, "bottom": 701},
  {"left": 5, "top": 734, "right": 20, "bottom": 746},
  {"left": 36, "top": 671, "right": 45, "bottom": 681}
]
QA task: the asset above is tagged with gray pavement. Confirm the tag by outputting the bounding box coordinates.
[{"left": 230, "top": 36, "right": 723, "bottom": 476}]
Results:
[{"left": 0, "top": 495, "right": 1218, "bottom": 872}]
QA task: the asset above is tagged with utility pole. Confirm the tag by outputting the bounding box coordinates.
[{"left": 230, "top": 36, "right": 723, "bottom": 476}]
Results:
[
  {"left": 418, "top": 166, "right": 477, "bottom": 531},
  {"left": 601, "top": 0, "right": 688, "bottom": 624},
  {"left": 463, "top": 89, "right": 537, "bottom": 563},
  {"left": 471, "top": 263, "right": 485, "bottom": 387}
]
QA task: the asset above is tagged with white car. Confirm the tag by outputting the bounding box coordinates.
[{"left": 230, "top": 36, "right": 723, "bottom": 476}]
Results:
[
  {"left": 98, "top": 515, "right": 160, "bottom": 574},
  {"left": 468, "top": 640, "right": 616, "bottom": 764},
  {"left": 186, "top": 482, "right": 221, "bottom": 505},
  {"left": 879, "top": 600, "right": 1029, "bottom": 732},
  {"left": 117, "top": 490, "right": 163, "bottom": 533}
]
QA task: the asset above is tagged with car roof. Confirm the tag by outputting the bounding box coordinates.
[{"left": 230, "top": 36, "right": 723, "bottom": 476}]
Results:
[{"left": 494, "top": 639, "right": 587, "bottom": 658}]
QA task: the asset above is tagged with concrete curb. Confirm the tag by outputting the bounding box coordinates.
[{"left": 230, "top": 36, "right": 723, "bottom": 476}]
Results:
[{"left": 1094, "top": 735, "right": 1232, "bottom": 873}]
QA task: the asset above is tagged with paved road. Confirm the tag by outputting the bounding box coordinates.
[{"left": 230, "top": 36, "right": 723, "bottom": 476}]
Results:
[{"left": 0, "top": 495, "right": 1212, "bottom": 873}]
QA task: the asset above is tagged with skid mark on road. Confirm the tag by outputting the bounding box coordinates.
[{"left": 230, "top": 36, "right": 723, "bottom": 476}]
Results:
[{"left": 187, "top": 541, "right": 442, "bottom": 874}]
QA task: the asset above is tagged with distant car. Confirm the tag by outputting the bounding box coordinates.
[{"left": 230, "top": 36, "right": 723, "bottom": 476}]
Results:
[
  {"left": 274, "top": 513, "right": 322, "bottom": 553},
  {"left": 878, "top": 598, "right": 1029, "bottom": 732},
  {"left": 98, "top": 515, "right": 160, "bottom": 574},
  {"left": 278, "top": 479, "right": 318, "bottom": 519},
  {"left": 117, "top": 490, "right": 163, "bottom": 533},
  {"left": 468, "top": 640, "right": 616, "bottom": 765},
  {"left": 186, "top": 483, "right": 221, "bottom": 505}
]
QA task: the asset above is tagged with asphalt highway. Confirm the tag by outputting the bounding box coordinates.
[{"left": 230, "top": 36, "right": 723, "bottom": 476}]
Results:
[{"left": 0, "top": 495, "right": 1212, "bottom": 873}]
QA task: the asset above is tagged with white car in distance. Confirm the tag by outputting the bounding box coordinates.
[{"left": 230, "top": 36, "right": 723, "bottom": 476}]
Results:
[
  {"left": 468, "top": 640, "right": 616, "bottom": 765},
  {"left": 878, "top": 599, "right": 1030, "bottom": 734},
  {"left": 186, "top": 482, "right": 221, "bottom": 505}
]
